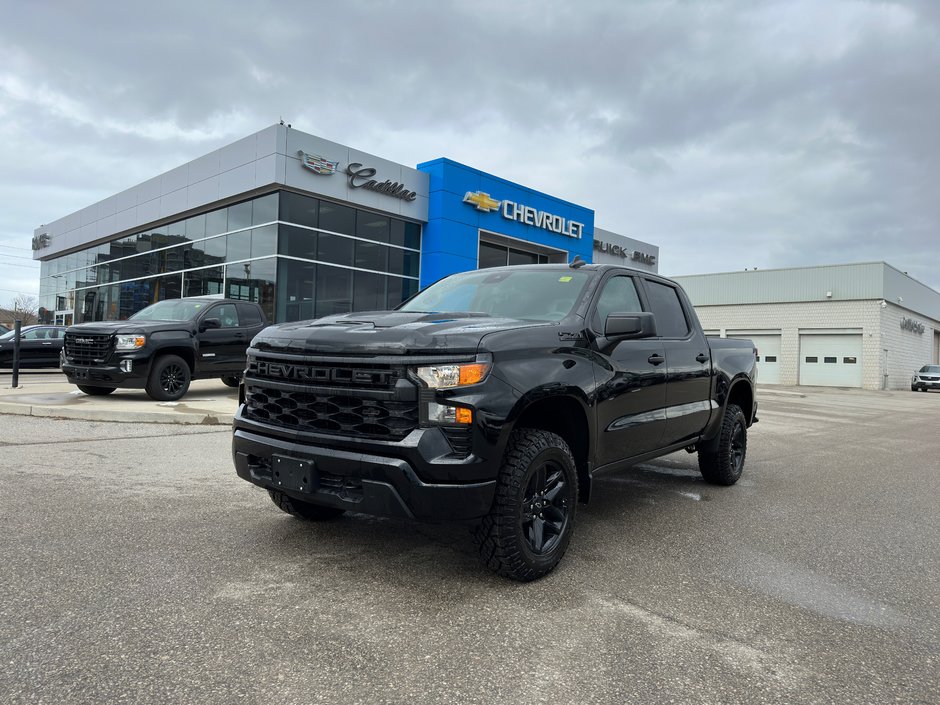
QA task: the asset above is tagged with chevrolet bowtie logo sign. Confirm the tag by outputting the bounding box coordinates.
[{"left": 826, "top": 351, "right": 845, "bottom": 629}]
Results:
[
  {"left": 462, "top": 191, "right": 585, "bottom": 239},
  {"left": 463, "top": 191, "right": 502, "bottom": 212}
]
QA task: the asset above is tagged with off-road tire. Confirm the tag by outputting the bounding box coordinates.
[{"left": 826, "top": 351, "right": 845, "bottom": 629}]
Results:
[
  {"left": 474, "top": 429, "right": 578, "bottom": 582},
  {"left": 698, "top": 403, "right": 747, "bottom": 486},
  {"left": 77, "top": 385, "right": 116, "bottom": 396},
  {"left": 221, "top": 375, "right": 241, "bottom": 388},
  {"left": 145, "top": 354, "right": 191, "bottom": 401},
  {"left": 267, "top": 489, "right": 346, "bottom": 520}
]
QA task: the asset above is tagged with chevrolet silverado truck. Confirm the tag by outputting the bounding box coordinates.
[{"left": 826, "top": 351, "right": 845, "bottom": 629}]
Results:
[
  {"left": 232, "top": 263, "right": 758, "bottom": 581},
  {"left": 62, "top": 297, "right": 266, "bottom": 401}
]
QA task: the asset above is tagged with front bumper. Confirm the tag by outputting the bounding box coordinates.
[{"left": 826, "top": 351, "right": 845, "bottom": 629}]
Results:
[
  {"left": 913, "top": 378, "right": 940, "bottom": 390},
  {"left": 232, "top": 410, "right": 498, "bottom": 521},
  {"left": 62, "top": 356, "right": 151, "bottom": 388}
]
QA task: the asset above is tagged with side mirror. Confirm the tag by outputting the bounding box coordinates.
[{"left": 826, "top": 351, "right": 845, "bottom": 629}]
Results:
[
  {"left": 201, "top": 318, "right": 221, "bottom": 332},
  {"left": 605, "top": 312, "right": 657, "bottom": 340}
]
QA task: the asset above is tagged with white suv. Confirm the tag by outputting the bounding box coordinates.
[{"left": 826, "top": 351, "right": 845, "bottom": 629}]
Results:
[{"left": 911, "top": 365, "right": 940, "bottom": 392}]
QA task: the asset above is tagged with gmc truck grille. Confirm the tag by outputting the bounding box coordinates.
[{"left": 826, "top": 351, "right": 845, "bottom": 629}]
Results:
[
  {"left": 244, "top": 386, "right": 418, "bottom": 440},
  {"left": 64, "top": 333, "right": 113, "bottom": 365}
]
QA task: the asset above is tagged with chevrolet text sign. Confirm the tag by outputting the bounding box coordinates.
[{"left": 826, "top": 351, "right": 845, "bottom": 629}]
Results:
[{"left": 463, "top": 191, "right": 584, "bottom": 239}]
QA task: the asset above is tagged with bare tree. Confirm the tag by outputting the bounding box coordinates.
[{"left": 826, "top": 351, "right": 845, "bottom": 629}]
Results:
[{"left": 10, "top": 295, "right": 38, "bottom": 325}]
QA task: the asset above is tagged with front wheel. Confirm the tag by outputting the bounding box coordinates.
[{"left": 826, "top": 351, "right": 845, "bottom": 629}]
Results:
[
  {"left": 77, "top": 385, "right": 116, "bottom": 396},
  {"left": 267, "top": 490, "right": 346, "bottom": 520},
  {"left": 474, "top": 429, "right": 578, "bottom": 582},
  {"left": 145, "top": 354, "right": 191, "bottom": 401},
  {"left": 698, "top": 403, "right": 747, "bottom": 485}
]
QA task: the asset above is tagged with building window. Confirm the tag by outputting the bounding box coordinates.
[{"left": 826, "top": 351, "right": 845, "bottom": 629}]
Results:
[
  {"left": 824, "top": 357, "right": 837, "bottom": 363},
  {"left": 805, "top": 357, "right": 818, "bottom": 363},
  {"left": 765, "top": 356, "right": 777, "bottom": 362},
  {"left": 844, "top": 357, "right": 857, "bottom": 364}
]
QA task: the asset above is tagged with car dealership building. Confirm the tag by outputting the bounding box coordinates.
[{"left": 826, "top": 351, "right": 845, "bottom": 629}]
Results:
[
  {"left": 32, "top": 124, "right": 657, "bottom": 328},
  {"left": 31, "top": 125, "right": 938, "bottom": 391}
]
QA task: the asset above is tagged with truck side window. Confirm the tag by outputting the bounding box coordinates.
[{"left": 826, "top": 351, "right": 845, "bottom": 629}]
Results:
[
  {"left": 213, "top": 304, "right": 240, "bottom": 328},
  {"left": 595, "top": 276, "right": 642, "bottom": 329},
  {"left": 236, "top": 303, "right": 262, "bottom": 326},
  {"left": 644, "top": 280, "right": 690, "bottom": 338}
]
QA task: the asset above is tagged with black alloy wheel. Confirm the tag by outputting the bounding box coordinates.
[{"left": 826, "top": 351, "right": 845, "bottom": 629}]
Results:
[
  {"left": 521, "top": 460, "right": 571, "bottom": 555},
  {"left": 698, "top": 402, "right": 747, "bottom": 486},
  {"left": 475, "top": 428, "right": 579, "bottom": 581},
  {"left": 145, "top": 354, "right": 192, "bottom": 401},
  {"left": 161, "top": 363, "right": 186, "bottom": 395}
]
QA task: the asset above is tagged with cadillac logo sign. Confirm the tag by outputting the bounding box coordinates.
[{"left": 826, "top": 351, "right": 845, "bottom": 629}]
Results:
[
  {"left": 31, "top": 233, "right": 50, "bottom": 251},
  {"left": 298, "top": 150, "right": 339, "bottom": 175}
]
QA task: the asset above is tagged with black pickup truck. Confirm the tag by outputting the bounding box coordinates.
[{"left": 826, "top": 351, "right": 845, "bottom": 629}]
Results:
[
  {"left": 232, "top": 264, "right": 758, "bottom": 581},
  {"left": 62, "top": 297, "right": 267, "bottom": 401}
]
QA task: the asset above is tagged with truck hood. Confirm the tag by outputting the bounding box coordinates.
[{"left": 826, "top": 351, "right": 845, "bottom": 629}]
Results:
[
  {"left": 66, "top": 320, "right": 193, "bottom": 336},
  {"left": 252, "top": 311, "right": 547, "bottom": 356}
]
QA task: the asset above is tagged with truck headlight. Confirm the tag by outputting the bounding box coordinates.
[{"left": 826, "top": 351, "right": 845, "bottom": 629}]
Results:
[
  {"left": 415, "top": 357, "right": 491, "bottom": 388},
  {"left": 115, "top": 335, "right": 146, "bottom": 351}
]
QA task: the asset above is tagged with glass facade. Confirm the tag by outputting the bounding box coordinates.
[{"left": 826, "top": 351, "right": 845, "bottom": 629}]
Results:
[{"left": 38, "top": 191, "right": 421, "bottom": 325}]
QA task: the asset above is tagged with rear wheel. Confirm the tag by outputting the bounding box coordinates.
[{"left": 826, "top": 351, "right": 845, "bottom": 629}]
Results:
[
  {"left": 267, "top": 490, "right": 345, "bottom": 520},
  {"left": 474, "top": 429, "right": 578, "bottom": 582},
  {"left": 77, "top": 385, "right": 116, "bottom": 396},
  {"left": 221, "top": 375, "right": 241, "bottom": 388},
  {"left": 698, "top": 403, "right": 747, "bottom": 485},
  {"left": 145, "top": 354, "right": 191, "bottom": 401}
]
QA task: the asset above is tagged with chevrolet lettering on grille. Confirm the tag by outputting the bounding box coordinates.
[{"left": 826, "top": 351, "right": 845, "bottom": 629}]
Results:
[{"left": 255, "top": 360, "right": 392, "bottom": 386}]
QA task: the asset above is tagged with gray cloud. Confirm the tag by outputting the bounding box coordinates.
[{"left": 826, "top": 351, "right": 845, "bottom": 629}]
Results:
[{"left": 1, "top": 0, "right": 938, "bottom": 306}]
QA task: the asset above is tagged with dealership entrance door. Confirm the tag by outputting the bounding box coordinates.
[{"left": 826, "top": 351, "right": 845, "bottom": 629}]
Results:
[{"left": 478, "top": 232, "right": 567, "bottom": 269}]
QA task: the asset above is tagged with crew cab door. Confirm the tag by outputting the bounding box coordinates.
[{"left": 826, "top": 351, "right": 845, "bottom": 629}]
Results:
[
  {"left": 591, "top": 274, "right": 667, "bottom": 464},
  {"left": 640, "top": 277, "right": 713, "bottom": 447},
  {"left": 196, "top": 303, "right": 249, "bottom": 373}
]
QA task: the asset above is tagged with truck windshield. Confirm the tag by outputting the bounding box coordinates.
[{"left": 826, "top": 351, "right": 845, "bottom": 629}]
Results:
[
  {"left": 399, "top": 269, "right": 591, "bottom": 321},
  {"left": 129, "top": 300, "right": 209, "bottom": 322}
]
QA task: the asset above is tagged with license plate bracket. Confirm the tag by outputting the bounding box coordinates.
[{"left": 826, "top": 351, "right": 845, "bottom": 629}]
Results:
[
  {"left": 75, "top": 369, "right": 89, "bottom": 380},
  {"left": 272, "top": 455, "right": 317, "bottom": 494}
]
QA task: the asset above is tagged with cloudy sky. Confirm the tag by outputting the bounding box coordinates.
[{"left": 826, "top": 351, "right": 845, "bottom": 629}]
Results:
[{"left": 1, "top": 0, "right": 939, "bottom": 308}]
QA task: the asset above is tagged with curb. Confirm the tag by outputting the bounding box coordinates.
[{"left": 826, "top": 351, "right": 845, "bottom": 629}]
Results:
[{"left": 0, "top": 401, "right": 230, "bottom": 425}]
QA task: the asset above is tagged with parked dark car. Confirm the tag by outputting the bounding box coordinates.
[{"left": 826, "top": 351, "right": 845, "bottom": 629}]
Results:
[
  {"left": 911, "top": 365, "right": 940, "bottom": 392},
  {"left": 0, "top": 325, "right": 67, "bottom": 368},
  {"left": 62, "top": 297, "right": 267, "bottom": 400}
]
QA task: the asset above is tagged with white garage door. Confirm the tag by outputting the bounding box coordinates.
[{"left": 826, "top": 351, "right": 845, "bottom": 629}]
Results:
[
  {"left": 748, "top": 334, "right": 782, "bottom": 385},
  {"left": 799, "top": 334, "right": 863, "bottom": 387}
]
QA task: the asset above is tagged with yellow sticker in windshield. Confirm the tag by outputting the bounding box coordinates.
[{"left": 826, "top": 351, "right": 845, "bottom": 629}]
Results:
[{"left": 559, "top": 276, "right": 573, "bottom": 282}]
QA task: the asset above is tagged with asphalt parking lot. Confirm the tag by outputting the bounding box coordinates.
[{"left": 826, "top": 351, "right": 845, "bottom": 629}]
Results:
[{"left": 0, "top": 384, "right": 938, "bottom": 704}]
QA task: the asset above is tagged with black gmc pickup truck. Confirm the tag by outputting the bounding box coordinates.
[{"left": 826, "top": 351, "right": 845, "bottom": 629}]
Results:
[
  {"left": 62, "top": 297, "right": 267, "bottom": 401},
  {"left": 232, "top": 263, "right": 758, "bottom": 581}
]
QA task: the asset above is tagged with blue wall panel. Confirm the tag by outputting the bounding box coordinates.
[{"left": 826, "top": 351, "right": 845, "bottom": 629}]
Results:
[{"left": 417, "top": 158, "right": 594, "bottom": 288}]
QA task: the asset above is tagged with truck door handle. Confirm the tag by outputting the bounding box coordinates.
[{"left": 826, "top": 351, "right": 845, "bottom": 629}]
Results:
[
  {"left": 648, "top": 354, "right": 665, "bottom": 366},
  {"left": 696, "top": 353, "right": 709, "bottom": 363}
]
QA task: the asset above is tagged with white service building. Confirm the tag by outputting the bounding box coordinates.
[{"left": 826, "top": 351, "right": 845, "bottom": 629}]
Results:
[{"left": 673, "top": 262, "right": 940, "bottom": 390}]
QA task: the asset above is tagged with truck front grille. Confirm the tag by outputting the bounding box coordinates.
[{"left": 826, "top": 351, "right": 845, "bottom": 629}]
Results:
[
  {"left": 64, "top": 333, "right": 113, "bottom": 365},
  {"left": 244, "top": 387, "right": 418, "bottom": 439}
]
